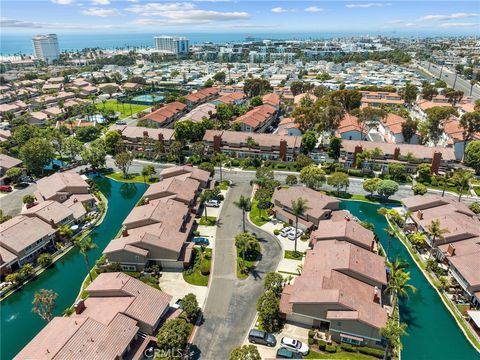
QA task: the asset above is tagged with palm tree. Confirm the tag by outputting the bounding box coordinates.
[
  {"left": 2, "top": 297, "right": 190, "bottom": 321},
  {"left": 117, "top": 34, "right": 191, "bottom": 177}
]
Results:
[
  {"left": 234, "top": 232, "right": 257, "bottom": 261},
  {"left": 75, "top": 237, "right": 97, "bottom": 283},
  {"left": 291, "top": 198, "right": 310, "bottom": 254},
  {"left": 441, "top": 170, "right": 452, "bottom": 197},
  {"left": 235, "top": 195, "right": 251, "bottom": 233},
  {"left": 452, "top": 169, "right": 473, "bottom": 202},
  {"left": 426, "top": 219, "right": 450, "bottom": 252},
  {"left": 386, "top": 258, "right": 416, "bottom": 307},
  {"left": 402, "top": 210, "right": 412, "bottom": 229}
]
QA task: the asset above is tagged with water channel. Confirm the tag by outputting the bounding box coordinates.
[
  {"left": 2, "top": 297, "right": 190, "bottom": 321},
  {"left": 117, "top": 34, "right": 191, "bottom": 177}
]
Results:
[
  {"left": 1, "top": 177, "right": 146, "bottom": 360},
  {"left": 1, "top": 181, "right": 478, "bottom": 359}
]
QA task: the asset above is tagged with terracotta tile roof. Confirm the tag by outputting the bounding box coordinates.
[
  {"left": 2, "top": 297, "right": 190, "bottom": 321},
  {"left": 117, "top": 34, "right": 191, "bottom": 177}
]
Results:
[
  {"left": 143, "top": 176, "right": 200, "bottom": 204},
  {"left": 449, "top": 253, "right": 480, "bottom": 288},
  {"left": 0, "top": 154, "right": 22, "bottom": 169},
  {"left": 341, "top": 140, "right": 456, "bottom": 161},
  {"left": 185, "top": 87, "right": 218, "bottom": 103},
  {"left": 23, "top": 200, "right": 73, "bottom": 224},
  {"left": 0, "top": 215, "right": 56, "bottom": 255},
  {"left": 294, "top": 93, "right": 317, "bottom": 105},
  {"left": 262, "top": 93, "right": 280, "bottom": 107},
  {"left": 204, "top": 130, "right": 301, "bottom": 149},
  {"left": 160, "top": 165, "right": 211, "bottom": 185},
  {"left": 216, "top": 92, "right": 246, "bottom": 104},
  {"left": 281, "top": 240, "right": 388, "bottom": 329},
  {"left": 182, "top": 102, "right": 216, "bottom": 122},
  {"left": 36, "top": 172, "right": 90, "bottom": 201},
  {"left": 311, "top": 217, "right": 376, "bottom": 251},
  {"left": 142, "top": 101, "right": 186, "bottom": 124},
  {"left": 235, "top": 104, "right": 276, "bottom": 129},
  {"left": 338, "top": 113, "right": 363, "bottom": 134}
]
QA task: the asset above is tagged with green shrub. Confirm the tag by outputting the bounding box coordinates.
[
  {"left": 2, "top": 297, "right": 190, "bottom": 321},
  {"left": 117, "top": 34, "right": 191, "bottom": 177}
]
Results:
[
  {"left": 318, "top": 340, "right": 327, "bottom": 350},
  {"left": 276, "top": 163, "right": 286, "bottom": 169},
  {"left": 231, "top": 159, "right": 240, "bottom": 167},
  {"left": 193, "top": 230, "right": 200, "bottom": 237},
  {"left": 358, "top": 346, "right": 385, "bottom": 358},
  {"left": 348, "top": 169, "right": 364, "bottom": 177},
  {"left": 412, "top": 183, "right": 428, "bottom": 195},
  {"left": 200, "top": 263, "right": 210, "bottom": 276},
  {"left": 308, "top": 338, "right": 314, "bottom": 345},
  {"left": 340, "top": 343, "right": 356, "bottom": 352},
  {"left": 273, "top": 229, "right": 280, "bottom": 235},
  {"left": 325, "top": 344, "right": 337, "bottom": 353},
  {"left": 430, "top": 176, "right": 438, "bottom": 186},
  {"left": 308, "top": 330, "right": 315, "bottom": 338}
]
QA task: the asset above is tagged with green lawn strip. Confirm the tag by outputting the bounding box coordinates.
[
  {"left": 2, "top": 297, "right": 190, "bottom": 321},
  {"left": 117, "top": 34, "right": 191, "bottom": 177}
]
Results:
[
  {"left": 473, "top": 186, "right": 480, "bottom": 196},
  {"left": 385, "top": 216, "right": 480, "bottom": 351},
  {"left": 218, "top": 180, "right": 230, "bottom": 190},
  {"left": 106, "top": 172, "right": 157, "bottom": 184},
  {"left": 278, "top": 270, "right": 299, "bottom": 276},
  {"left": 95, "top": 100, "right": 149, "bottom": 119},
  {"left": 305, "top": 350, "right": 378, "bottom": 359},
  {"left": 417, "top": 181, "right": 469, "bottom": 195},
  {"left": 199, "top": 216, "right": 216, "bottom": 226},
  {"left": 284, "top": 250, "right": 304, "bottom": 260},
  {"left": 183, "top": 248, "right": 212, "bottom": 287},
  {"left": 322, "top": 191, "right": 401, "bottom": 205},
  {"left": 249, "top": 199, "right": 270, "bottom": 226}
]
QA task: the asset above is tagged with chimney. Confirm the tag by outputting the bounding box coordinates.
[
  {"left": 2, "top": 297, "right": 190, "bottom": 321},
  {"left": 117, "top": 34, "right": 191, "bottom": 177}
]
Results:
[
  {"left": 74, "top": 299, "right": 86, "bottom": 314},
  {"left": 73, "top": 198, "right": 78, "bottom": 203},
  {"left": 447, "top": 244, "right": 456, "bottom": 256},
  {"left": 122, "top": 228, "right": 129, "bottom": 237},
  {"left": 49, "top": 219, "right": 57, "bottom": 228},
  {"left": 144, "top": 197, "right": 149, "bottom": 205},
  {"left": 393, "top": 147, "right": 400, "bottom": 160},
  {"left": 417, "top": 210, "right": 423, "bottom": 220},
  {"left": 352, "top": 145, "right": 363, "bottom": 168},
  {"left": 158, "top": 133, "right": 164, "bottom": 141},
  {"left": 143, "top": 130, "right": 149, "bottom": 137},
  {"left": 279, "top": 139, "right": 287, "bottom": 161},
  {"left": 213, "top": 134, "right": 222, "bottom": 152},
  {"left": 430, "top": 151, "right": 442, "bottom": 175}
]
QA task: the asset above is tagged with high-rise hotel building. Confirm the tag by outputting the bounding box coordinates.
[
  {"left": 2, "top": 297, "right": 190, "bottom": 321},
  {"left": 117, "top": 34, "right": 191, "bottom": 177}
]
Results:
[
  {"left": 32, "top": 34, "right": 60, "bottom": 64},
  {"left": 154, "top": 36, "right": 189, "bottom": 55}
]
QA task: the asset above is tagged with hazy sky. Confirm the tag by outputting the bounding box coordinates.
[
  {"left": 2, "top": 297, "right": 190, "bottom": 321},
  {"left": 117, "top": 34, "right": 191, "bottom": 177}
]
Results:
[{"left": 1, "top": 0, "right": 479, "bottom": 34}]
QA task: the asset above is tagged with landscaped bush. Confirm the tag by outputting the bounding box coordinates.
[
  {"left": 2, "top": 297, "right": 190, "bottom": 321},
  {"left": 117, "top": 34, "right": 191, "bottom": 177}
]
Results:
[
  {"left": 412, "top": 183, "right": 428, "bottom": 195},
  {"left": 340, "top": 343, "right": 356, "bottom": 352},
  {"left": 358, "top": 346, "right": 385, "bottom": 358},
  {"left": 325, "top": 344, "right": 337, "bottom": 353},
  {"left": 193, "top": 230, "right": 200, "bottom": 236},
  {"left": 276, "top": 163, "right": 286, "bottom": 169},
  {"left": 347, "top": 169, "right": 365, "bottom": 177},
  {"left": 273, "top": 229, "right": 280, "bottom": 235},
  {"left": 200, "top": 263, "right": 210, "bottom": 276},
  {"left": 308, "top": 338, "right": 314, "bottom": 345},
  {"left": 318, "top": 340, "right": 327, "bottom": 351},
  {"left": 231, "top": 159, "right": 240, "bottom": 167},
  {"left": 308, "top": 330, "right": 315, "bottom": 338}
]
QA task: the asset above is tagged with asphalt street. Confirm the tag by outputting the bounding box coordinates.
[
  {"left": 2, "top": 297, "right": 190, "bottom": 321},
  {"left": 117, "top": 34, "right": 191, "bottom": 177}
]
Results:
[
  {"left": 414, "top": 61, "right": 480, "bottom": 100},
  {"left": 0, "top": 184, "right": 37, "bottom": 217},
  {"left": 190, "top": 178, "right": 283, "bottom": 360}
]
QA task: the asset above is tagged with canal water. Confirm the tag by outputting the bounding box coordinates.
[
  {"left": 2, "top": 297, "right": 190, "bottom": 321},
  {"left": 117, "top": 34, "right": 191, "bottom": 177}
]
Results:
[
  {"left": 0, "top": 177, "right": 146, "bottom": 360},
  {"left": 341, "top": 200, "right": 480, "bottom": 360}
]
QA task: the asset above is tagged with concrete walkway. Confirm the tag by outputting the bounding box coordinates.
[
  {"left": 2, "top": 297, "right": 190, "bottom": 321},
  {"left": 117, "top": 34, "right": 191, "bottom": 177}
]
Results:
[{"left": 190, "top": 179, "right": 283, "bottom": 360}]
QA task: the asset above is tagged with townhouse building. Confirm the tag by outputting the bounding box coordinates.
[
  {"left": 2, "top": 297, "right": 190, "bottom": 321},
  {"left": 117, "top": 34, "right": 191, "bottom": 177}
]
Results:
[
  {"left": 139, "top": 101, "right": 187, "bottom": 128},
  {"left": 36, "top": 172, "right": 94, "bottom": 207},
  {"left": 360, "top": 91, "right": 403, "bottom": 107},
  {"left": 184, "top": 87, "right": 219, "bottom": 109},
  {"left": 234, "top": 104, "right": 278, "bottom": 133},
  {"left": 203, "top": 130, "right": 302, "bottom": 161},
  {"left": 114, "top": 125, "right": 175, "bottom": 157}
]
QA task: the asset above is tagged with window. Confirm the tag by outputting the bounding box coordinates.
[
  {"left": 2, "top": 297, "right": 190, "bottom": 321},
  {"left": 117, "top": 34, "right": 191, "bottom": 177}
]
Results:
[
  {"left": 121, "top": 265, "right": 136, "bottom": 271},
  {"left": 341, "top": 336, "right": 362, "bottom": 346}
]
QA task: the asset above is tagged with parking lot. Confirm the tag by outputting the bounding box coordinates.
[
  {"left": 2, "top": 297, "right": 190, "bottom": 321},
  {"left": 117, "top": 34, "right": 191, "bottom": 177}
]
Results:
[{"left": 244, "top": 322, "right": 310, "bottom": 359}]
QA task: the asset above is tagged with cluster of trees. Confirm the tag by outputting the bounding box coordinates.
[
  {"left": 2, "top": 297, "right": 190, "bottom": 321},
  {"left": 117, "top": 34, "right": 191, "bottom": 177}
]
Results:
[
  {"left": 362, "top": 178, "right": 399, "bottom": 199},
  {"left": 253, "top": 167, "right": 280, "bottom": 218},
  {"left": 256, "top": 272, "right": 284, "bottom": 332},
  {"left": 243, "top": 78, "right": 272, "bottom": 98},
  {"left": 323, "top": 49, "right": 411, "bottom": 65}
]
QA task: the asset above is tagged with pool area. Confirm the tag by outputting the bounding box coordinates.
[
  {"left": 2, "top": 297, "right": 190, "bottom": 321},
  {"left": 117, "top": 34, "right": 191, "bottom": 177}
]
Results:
[
  {"left": 130, "top": 94, "right": 165, "bottom": 106},
  {"left": 85, "top": 113, "right": 106, "bottom": 124},
  {"left": 43, "top": 158, "right": 65, "bottom": 171},
  {"left": 0, "top": 176, "right": 146, "bottom": 360}
]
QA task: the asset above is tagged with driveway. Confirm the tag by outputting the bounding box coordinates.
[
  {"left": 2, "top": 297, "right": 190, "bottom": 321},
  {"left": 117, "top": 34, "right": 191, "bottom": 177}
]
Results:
[
  {"left": 159, "top": 272, "right": 208, "bottom": 308},
  {"left": 190, "top": 179, "right": 283, "bottom": 360},
  {"left": 0, "top": 184, "right": 37, "bottom": 217}
]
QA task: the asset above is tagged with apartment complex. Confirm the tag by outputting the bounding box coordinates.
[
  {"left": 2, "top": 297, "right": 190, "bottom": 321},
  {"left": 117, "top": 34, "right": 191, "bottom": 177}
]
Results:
[
  {"left": 15, "top": 272, "right": 173, "bottom": 359},
  {"left": 154, "top": 36, "right": 189, "bottom": 55},
  {"left": 32, "top": 34, "right": 60, "bottom": 64},
  {"left": 280, "top": 215, "right": 388, "bottom": 348}
]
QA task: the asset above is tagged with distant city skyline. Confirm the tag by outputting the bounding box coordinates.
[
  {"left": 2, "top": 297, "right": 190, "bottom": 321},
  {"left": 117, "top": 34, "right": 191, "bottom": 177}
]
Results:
[{"left": 1, "top": 1, "right": 479, "bottom": 35}]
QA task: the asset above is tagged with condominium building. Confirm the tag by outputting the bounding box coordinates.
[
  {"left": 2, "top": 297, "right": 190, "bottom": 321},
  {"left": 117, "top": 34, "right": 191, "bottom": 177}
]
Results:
[
  {"left": 154, "top": 36, "right": 189, "bottom": 54},
  {"left": 32, "top": 34, "right": 60, "bottom": 64}
]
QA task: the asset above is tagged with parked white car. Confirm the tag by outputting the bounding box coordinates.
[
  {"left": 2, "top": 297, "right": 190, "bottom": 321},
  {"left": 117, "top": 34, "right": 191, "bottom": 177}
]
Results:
[
  {"left": 288, "top": 229, "right": 303, "bottom": 240},
  {"left": 280, "top": 226, "right": 295, "bottom": 237},
  {"left": 280, "top": 337, "right": 309, "bottom": 356},
  {"left": 205, "top": 200, "right": 220, "bottom": 207}
]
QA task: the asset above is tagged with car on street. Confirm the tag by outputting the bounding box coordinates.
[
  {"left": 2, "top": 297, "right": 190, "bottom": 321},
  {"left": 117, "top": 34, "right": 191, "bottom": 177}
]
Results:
[
  {"left": 194, "top": 237, "right": 210, "bottom": 246},
  {"left": 205, "top": 199, "right": 220, "bottom": 207},
  {"left": 115, "top": 120, "right": 126, "bottom": 125},
  {"left": 276, "top": 347, "right": 303, "bottom": 359},
  {"left": 0, "top": 185, "right": 13, "bottom": 192},
  {"left": 288, "top": 229, "right": 303, "bottom": 240},
  {"left": 280, "top": 337, "right": 309, "bottom": 356},
  {"left": 19, "top": 175, "right": 35, "bottom": 183},
  {"left": 248, "top": 329, "right": 277, "bottom": 347},
  {"left": 14, "top": 182, "right": 30, "bottom": 189},
  {"left": 280, "top": 226, "right": 294, "bottom": 237}
]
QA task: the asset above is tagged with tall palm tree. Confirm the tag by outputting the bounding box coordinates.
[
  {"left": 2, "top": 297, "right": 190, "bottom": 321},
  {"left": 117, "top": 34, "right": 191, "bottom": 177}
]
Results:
[
  {"left": 291, "top": 198, "right": 310, "bottom": 254},
  {"left": 386, "top": 258, "right": 416, "bottom": 307},
  {"left": 200, "top": 190, "right": 213, "bottom": 220},
  {"left": 75, "top": 237, "right": 97, "bottom": 283},
  {"left": 235, "top": 195, "right": 251, "bottom": 233},
  {"left": 452, "top": 169, "right": 473, "bottom": 202},
  {"left": 426, "top": 219, "right": 449, "bottom": 256}
]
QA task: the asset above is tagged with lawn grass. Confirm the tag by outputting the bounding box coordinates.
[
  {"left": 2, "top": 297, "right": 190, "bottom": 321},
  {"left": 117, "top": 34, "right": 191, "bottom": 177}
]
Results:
[
  {"left": 473, "top": 186, "right": 480, "bottom": 196},
  {"left": 322, "top": 191, "right": 401, "bottom": 205},
  {"left": 218, "top": 180, "right": 230, "bottom": 190},
  {"left": 249, "top": 199, "right": 270, "bottom": 227},
  {"left": 305, "top": 350, "right": 378, "bottom": 359},
  {"left": 106, "top": 172, "right": 158, "bottom": 184},
  {"left": 183, "top": 248, "right": 212, "bottom": 287},
  {"left": 284, "top": 250, "right": 304, "bottom": 260},
  {"left": 95, "top": 100, "right": 149, "bottom": 119},
  {"left": 199, "top": 216, "right": 216, "bottom": 226}
]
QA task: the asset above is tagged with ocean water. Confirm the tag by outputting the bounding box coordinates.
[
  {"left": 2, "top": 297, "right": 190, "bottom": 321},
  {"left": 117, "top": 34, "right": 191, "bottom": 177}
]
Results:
[{"left": 0, "top": 31, "right": 449, "bottom": 55}]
